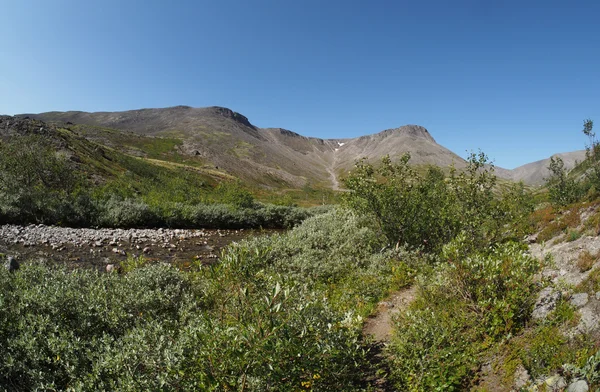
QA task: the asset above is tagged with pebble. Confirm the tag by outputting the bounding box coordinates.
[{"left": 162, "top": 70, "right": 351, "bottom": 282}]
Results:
[{"left": 0, "top": 224, "right": 227, "bottom": 249}]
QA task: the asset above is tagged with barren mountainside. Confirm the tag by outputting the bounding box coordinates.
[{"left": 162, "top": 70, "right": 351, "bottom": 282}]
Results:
[{"left": 23, "top": 106, "right": 577, "bottom": 188}]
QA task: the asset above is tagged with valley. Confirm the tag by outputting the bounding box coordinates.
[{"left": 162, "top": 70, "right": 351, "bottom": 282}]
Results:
[{"left": 1, "top": 108, "right": 599, "bottom": 391}]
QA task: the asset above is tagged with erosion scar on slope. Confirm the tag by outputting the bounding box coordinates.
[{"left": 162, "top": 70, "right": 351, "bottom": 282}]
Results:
[{"left": 328, "top": 148, "right": 341, "bottom": 191}]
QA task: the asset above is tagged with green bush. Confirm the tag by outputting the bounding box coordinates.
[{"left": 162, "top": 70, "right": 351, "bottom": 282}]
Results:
[
  {"left": 545, "top": 156, "right": 583, "bottom": 206},
  {"left": 389, "top": 242, "right": 541, "bottom": 390},
  {"left": 0, "top": 207, "right": 408, "bottom": 390},
  {"left": 343, "top": 152, "right": 530, "bottom": 253}
]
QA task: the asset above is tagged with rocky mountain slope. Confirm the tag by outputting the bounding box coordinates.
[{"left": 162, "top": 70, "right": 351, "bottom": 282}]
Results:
[
  {"left": 23, "top": 106, "right": 466, "bottom": 188},
  {"left": 22, "top": 106, "right": 581, "bottom": 188},
  {"left": 509, "top": 150, "right": 587, "bottom": 185}
]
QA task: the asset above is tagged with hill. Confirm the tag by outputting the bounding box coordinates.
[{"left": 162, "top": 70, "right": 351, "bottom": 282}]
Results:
[
  {"left": 24, "top": 106, "right": 466, "bottom": 189},
  {"left": 509, "top": 150, "right": 587, "bottom": 185},
  {"left": 22, "top": 106, "right": 586, "bottom": 188}
]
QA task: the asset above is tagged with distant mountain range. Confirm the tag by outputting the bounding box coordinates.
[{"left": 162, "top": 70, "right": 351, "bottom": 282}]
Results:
[{"left": 20, "top": 106, "right": 584, "bottom": 188}]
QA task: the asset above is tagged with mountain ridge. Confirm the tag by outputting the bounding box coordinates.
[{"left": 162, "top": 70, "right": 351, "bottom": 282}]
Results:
[{"left": 19, "top": 106, "right": 580, "bottom": 188}]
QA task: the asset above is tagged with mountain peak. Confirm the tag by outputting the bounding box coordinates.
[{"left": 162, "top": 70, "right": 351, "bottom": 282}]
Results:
[
  {"left": 205, "top": 106, "right": 254, "bottom": 128},
  {"left": 382, "top": 125, "right": 435, "bottom": 143}
]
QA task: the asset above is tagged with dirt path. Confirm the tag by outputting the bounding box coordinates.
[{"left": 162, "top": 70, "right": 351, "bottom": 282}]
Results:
[
  {"left": 362, "top": 286, "right": 417, "bottom": 391},
  {"left": 363, "top": 286, "right": 417, "bottom": 342}
]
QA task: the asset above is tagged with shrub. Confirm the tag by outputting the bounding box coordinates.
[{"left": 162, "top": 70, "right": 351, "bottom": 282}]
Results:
[
  {"left": 343, "top": 154, "right": 460, "bottom": 252},
  {"left": 545, "top": 156, "right": 583, "bottom": 206},
  {"left": 343, "top": 151, "right": 530, "bottom": 254},
  {"left": 389, "top": 242, "right": 540, "bottom": 390},
  {"left": 96, "top": 196, "right": 158, "bottom": 228}
]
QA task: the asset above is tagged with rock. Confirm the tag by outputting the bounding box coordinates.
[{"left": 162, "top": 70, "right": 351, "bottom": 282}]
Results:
[
  {"left": 595, "top": 291, "right": 600, "bottom": 300},
  {"left": 514, "top": 364, "right": 531, "bottom": 389},
  {"left": 567, "top": 380, "right": 589, "bottom": 392},
  {"left": 5, "top": 256, "right": 19, "bottom": 273},
  {"left": 106, "top": 264, "right": 117, "bottom": 273},
  {"left": 545, "top": 374, "right": 567, "bottom": 390},
  {"left": 532, "top": 287, "right": 561, "bottom": 320},
  {"left": 525, "top": 233, "right": 538, "bottom": 244},
  {"left": 143, "top": 247, "right": 151, "bottom": 254},
  {"left": 570, "top": 293, "right": 589, "bottom": 308},
  {"left": 572, "top": 306, "right": 600, "bottom": 334}
]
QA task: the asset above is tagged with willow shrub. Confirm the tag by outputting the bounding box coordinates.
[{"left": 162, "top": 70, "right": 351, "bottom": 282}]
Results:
[
  {"left": 389, "top": 241, "right": 540, "bottom": 391},
  {"left": 343, "top": 152, "right": 533, "bottom": 254}
]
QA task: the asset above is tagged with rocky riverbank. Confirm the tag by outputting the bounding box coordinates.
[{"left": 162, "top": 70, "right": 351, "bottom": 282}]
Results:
[{"left": 0, "top": 224, "right": 272, "bottom": 270}]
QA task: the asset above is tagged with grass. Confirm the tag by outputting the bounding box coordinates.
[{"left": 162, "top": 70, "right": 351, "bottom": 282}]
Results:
[
  {"left": 536, "top": 204, "right": 583, "bottom": 243},
  {"left": 576, "top": 267, "right": 600, "bottom": 295},
  {"left": 578, "top": 250, "right": 599, "bottom": 272}
]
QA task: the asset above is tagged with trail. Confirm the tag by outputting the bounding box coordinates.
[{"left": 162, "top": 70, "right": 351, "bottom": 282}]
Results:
[
  {"left": 363, "top": 286, "right": 417, "bottom": 342},
  {"left": 362, "top": 285, "right": 417, "bottom": 391}
]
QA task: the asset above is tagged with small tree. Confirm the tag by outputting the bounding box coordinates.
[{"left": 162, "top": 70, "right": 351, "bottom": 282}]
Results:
[
  {"left": 582, "top": 119, "right": 600, "bottom": 188},
  {"left": 343, "top": 153, "right": 459, "bottom": 252},
  {"left": 545, "top": 156, "right": 581, "bottom": 206}
]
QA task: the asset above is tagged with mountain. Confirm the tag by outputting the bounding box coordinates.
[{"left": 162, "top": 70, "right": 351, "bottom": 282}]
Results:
[
  {"left": 22, "top": 106, "right": 585, "bottom": 188},
  {"left": 23, "top": 106, "right": 466, "bottom": 189},
  {"left": 508, "top": 151, "right": 587, "bottom": 185}
]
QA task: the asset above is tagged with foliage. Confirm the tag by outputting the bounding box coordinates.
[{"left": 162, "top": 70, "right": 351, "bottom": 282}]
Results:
[
  {"left": 545, "top": 156, "right": 582, "bottom": 206},
  {"left": 0, "top": 133, "right": 328, "bottom": 229},
  {"left": 0, "top": 135, "right": 81, "bottom": 224},
  {"left": 389, "top": 242, "right": 541, "bottom": 390},
  {"left": 536, "top": 204, "right": 583, "bottom": 243},
  {"left": 343, "top": 152, "right": 532, "bottom": 253},
  {"left": 582, "top": 118, "right": 600, "bottom": 189},
  {"left": 564, "top": 349, "right": 600, "bottom": 387},
  {"left": 215, "top": 180, "right": 256, "bottom": 209},
  {"left": 0, "top": 208, "right": 416, "bottom": 391}
]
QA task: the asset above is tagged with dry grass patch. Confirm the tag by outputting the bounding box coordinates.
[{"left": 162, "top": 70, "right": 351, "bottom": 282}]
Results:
[
  {"left": 537, "top": 205, "right": 583, "bottom": 243},
  {"left": 577, "top": 250, "right": 599, "bottom": 272}
]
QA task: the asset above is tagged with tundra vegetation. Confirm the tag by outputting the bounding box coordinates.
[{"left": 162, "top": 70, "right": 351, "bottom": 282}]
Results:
[{"left": 0, "top": 120, "right": 600, "bottom": 390}]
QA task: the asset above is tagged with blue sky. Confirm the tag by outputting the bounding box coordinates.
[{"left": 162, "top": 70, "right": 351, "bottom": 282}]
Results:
[{"left": 1, "top": 0, "right": 599, "bottom": 169}]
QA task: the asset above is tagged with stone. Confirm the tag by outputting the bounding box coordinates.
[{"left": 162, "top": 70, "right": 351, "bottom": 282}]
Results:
[
  {"left": 513, "top": 364, "right": 531, "bottom": 389},
  {"left": 545, "top": 374, "right": 567, "bottom": 389},
  {"left": 567, "top": 380, "right": 589, "bottom": 392},
  {"left": 532, "top": 287, "right": 561, "bottom": 320},
  {"left": 525, "top": 233, "right": 538, "bottom": 244},
  {"left": 595, "top": 291, "right": 600, "bottom": 300},
  {"left": 143, "top": 247, "right": 151, "bottom": 254},
  {"left": 5, "top": 256, "right": 19, "bottom": 273},
  {"left": 570, "top": 293, "right": 589, "bottom": 308}
]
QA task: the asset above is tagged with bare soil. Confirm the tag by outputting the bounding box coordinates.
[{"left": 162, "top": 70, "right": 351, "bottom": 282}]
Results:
[{"left": 363, "top": 286, "right": 417, "bottom": 342}]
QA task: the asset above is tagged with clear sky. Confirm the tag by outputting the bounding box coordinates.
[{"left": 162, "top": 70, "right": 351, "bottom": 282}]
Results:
[{"left": 1, "top": 0, "right": 599, "bottom": 169}]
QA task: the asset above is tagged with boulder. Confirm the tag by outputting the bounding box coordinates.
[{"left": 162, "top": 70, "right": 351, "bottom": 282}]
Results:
[
  {"left": 570, "top": 293, "right": 589, "bottom": 308},
  {"left": 4, "top": 256, "right": 19, "bottom": 273},
  {"left": 567, "top": 380, "right": 589, "bottom": 392}
]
